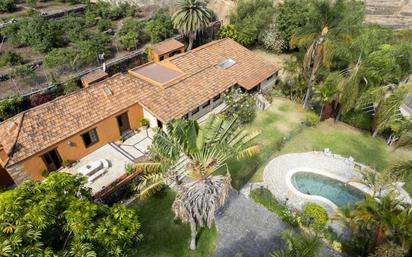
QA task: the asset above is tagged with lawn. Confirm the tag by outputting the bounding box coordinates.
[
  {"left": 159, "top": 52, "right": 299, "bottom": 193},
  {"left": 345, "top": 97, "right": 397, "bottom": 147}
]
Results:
[
  {"left": 129, "top": 189, "right": 216, "bottom": 257},
  {"left": 224, "top": 97, "right": 305, "bottom": 189},
  {"left": 280, "top": 120, "right": 412, "bottom": 194}
]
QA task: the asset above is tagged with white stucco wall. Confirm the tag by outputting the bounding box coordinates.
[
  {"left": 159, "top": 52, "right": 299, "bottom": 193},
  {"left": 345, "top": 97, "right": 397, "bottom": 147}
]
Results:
[{"left": 143, "top": 108, "right": 158, "bottom": 128}]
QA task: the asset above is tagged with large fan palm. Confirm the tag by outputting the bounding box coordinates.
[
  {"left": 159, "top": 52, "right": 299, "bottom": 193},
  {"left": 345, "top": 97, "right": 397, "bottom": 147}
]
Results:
[
  {"left": 172, "top": 0, "right": 212, "bottom": 50},
  {"left": 135, "top": 115, "right": 260, "bottom": 249}
]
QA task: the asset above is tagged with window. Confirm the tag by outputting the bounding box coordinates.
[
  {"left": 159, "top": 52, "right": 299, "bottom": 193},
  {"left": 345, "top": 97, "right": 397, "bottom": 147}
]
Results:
[
  {"left": 213, "top": 94, "right": 221, "bottom": 102},
  {"left": 202, "top": 101, "right": 210, "bottom": 109},
  {"left": 191, "top": 107, "right": 199, "bottom": 115},
  {"left": 82, "top": 129, "right": 99, "bottom": 148},
  {"left": 159, "top": 55, "right": 165, "bottom": 61}
]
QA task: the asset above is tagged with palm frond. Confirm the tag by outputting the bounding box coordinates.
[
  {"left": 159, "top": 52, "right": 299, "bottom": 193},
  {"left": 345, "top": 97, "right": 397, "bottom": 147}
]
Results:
[{"left": 237, "top": 144, "right": 262, "bottom": 160}]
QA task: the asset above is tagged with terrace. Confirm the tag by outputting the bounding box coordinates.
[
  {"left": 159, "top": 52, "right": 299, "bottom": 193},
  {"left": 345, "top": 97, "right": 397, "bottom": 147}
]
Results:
[{"left": 65, "top": 129, "right": 154, "bottom": 194}]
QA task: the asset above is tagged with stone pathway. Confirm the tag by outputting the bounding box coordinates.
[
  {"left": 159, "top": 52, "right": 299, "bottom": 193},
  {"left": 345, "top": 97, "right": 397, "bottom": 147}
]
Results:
[{"left": 214, "top": 190, "right": 288, "bottom": 257}]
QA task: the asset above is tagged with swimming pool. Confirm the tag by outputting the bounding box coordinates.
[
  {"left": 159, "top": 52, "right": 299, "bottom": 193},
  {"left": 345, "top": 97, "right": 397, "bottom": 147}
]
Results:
[{"left": 291, "top": 172, "right": 365, "bottom": 207}]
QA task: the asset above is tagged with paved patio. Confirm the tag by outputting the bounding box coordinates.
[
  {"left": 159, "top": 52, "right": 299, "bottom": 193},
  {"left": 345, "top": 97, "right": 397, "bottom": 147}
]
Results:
[{"left": 66, "top": 129, "right": 154, "bottom": 194}]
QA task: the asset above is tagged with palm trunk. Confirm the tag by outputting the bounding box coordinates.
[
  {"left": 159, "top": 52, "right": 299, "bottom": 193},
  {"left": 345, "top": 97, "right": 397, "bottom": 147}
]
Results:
[
  {"left": 319, "top": 105, "right": 324, "bottom": 119},
  {"left": 303, "top": 74, "right": 314, "bottom": 109},
  {"left": 187, "top": 32, "right": 194, "bottom": 51},
  {"left": 189, "top": 220, "right": 197, "bottom": 250},
  {"left": 335, "top": 106, "right": 343, "bottom": 122}
]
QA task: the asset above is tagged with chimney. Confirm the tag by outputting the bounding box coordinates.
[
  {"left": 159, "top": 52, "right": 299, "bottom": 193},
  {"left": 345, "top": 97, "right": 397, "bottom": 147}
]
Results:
[{"left": 80, "top": 70, "right": 109, "bottom": 88}]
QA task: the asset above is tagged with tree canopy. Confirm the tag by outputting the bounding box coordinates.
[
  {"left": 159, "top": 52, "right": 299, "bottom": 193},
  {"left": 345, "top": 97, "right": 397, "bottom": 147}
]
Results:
[{"left": 0, "top": 173, "right": 142, "bottom": 256}]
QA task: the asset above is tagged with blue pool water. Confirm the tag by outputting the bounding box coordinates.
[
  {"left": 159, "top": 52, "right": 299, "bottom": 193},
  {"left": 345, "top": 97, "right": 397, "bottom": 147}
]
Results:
[{"left": 291, "top": 172, "right": 365, "bottom": 207}]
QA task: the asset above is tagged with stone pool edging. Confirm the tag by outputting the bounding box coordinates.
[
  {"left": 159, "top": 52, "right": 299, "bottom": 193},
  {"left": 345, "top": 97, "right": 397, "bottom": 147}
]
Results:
[{"left": 263, "top": 151, "right": 377, "bottom": 215}]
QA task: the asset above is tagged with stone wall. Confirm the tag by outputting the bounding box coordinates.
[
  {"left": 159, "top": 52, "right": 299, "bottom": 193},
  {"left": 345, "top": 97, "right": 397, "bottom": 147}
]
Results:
[{"left": 6, "top": 163, "right": 29, "bottom": 185}]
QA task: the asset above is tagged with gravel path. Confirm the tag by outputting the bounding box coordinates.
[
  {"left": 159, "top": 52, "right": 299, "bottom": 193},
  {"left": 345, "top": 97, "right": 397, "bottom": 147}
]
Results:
[{"left": 213, "top": 190, "right": 288, "bottom": 257}]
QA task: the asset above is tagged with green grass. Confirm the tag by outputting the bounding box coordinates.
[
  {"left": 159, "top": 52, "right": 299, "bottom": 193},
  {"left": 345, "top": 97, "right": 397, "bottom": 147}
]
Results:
[
  {"left": 222, "top": 98, "right": 305, "bottom": 189},
  {"left": 129, "top": 189, "right": 216, "bottom": 257},
  {"left": 280, "top": 121, "right": 412, "bottom": 194}
]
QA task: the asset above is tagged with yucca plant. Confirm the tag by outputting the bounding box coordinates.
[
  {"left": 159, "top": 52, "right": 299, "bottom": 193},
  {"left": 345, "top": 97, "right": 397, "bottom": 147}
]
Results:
[{"left": 135, "top": 114, "right": 261, "bottom": 249}]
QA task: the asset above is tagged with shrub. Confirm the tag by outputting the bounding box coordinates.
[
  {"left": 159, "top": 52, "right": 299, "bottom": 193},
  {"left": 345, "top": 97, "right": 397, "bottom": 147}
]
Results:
[
  {"left": 116, "top": 18, "right": 148, "bottom": 50},
  {"left": 222, "top": 88, "right": 256, "bottom": 124},
  {"left": 124, "top": 163, "right": 135, "bottom": 175},
  {"left": 145, "top": 9, "right": 174, "bottom": 43},
  {"left": 229, "top": 0, "right": 276, "bottom": 46},
  {"left": 62, "top": 160, "right": 75, "bottom": 167},
  {"left": 259, "top": 23, "right": 286, "bottom": 53},
  {"left": 64, "top": 80, "right": 81, "bottom": 94},
  {"left": 0, "top": 51, "right": 23, "bottom": 67},
  {"left": 41, "top": 169, "right": 50, "bottom": 178},
  {"left": 303, "top": 203, "right": 328, "bottom": 230},
  {"left": 0, "top": 0, "right": 15, "bottom": 13},
  {"left": 217, "top": 24, "right": 239, "bottom": 41},
  {"left": 140, "top": 118, "right": 150, "bottom": 127},
  {"left": 0, "top": 97, "right": 24, "bottom": 122},
  {"left": 97, "top": 19, "right": 112, "bottom": 32},
  {"left": 250, "top": 188, "right": 299, "bottom": 226},
  {"left": 29, "top": 93, "right": 50, "bottom": 107},
  {"left": 9, "top": 65, "right": 34, "bottom": 81},
  {"left": 304, "top": 112, "right": 320, "bottom": 127},
  {"left": 342, "top": 111, "right": 373, "bottom": 131},
  {"left": 274, "top": 0, "right": 311, "bottom": 51}
]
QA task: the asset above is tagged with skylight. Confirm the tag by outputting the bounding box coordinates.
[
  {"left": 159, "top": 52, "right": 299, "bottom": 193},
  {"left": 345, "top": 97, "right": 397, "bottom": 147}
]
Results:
[{"left": 218, "top": 58, "right": 236, "bottom": 69}]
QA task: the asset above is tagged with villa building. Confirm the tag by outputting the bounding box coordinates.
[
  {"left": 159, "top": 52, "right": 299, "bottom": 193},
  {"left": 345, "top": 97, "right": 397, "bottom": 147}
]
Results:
[{"left": 0, "top": 38, "right": 279, "bottom": 187}]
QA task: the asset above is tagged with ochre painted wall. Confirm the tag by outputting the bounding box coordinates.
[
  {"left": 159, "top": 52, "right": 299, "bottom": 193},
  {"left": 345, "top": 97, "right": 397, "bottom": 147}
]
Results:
[
  {"left": 152, "top": 47, "right": 185, "bottom": 62},
  {"left": 17, "top": 103, "right": 144, "bottom": 181}
]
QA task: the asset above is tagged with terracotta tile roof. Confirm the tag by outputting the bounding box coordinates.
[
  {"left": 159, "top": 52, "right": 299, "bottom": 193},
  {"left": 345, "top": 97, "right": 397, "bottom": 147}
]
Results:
[
  {"left": 0, "top": 38, "right": 279, "bottom": 166},
  {"left": 0, "top": 74, "right": 143, "bottom": 166},
  {"left": 152, "top": 39, "right": 185, "bottom": 56},
  {"left": 136, "top": 38, "right": 280, "bottom": 121}
]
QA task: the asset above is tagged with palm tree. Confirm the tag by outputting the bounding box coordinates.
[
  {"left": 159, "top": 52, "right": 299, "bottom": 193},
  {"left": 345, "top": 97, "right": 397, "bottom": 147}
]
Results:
[
  {"left": 290, "top": 0, "right": 364, "bottom": 109},
  {"left": 271, "top": 230, "right": 321, "bottom": 257},
  {"left": 172, "top": 0, "right": 213, "bottom": 50},
  {"left": 313, "top": 72, "right": 338, "bottom": 119},
  {"left": 357, "top": 83, "right": 411, "bottom": 137},
  {"left": 135, "top": 115, "right": 261, "bottom": 249},
  {"left": 334, "top": 194, "right": 412, "bottom": 253}
]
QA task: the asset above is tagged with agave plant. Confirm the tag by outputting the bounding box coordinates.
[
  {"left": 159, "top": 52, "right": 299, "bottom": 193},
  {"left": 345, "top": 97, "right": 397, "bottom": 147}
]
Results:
[{"left": 135, "top": 114, "right": 261, "bottom": 249}]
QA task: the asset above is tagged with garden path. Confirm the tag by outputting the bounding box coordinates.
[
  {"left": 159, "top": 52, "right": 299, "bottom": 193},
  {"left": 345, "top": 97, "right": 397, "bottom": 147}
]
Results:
[{"left": 213, "top": 189, "right": 343, "bottom": 257}]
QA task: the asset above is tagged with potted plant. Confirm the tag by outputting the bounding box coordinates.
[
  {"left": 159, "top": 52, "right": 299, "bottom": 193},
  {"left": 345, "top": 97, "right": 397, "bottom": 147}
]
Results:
[{"left": 140, "top": 118, "right": 150, "bottom": 129}]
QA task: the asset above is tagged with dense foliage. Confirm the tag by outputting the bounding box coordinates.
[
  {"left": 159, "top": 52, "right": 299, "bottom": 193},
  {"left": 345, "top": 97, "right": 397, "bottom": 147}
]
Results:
[
  {"left": 146, "top": 9, "right": 175, "bottom": 43},
  {"left": 0, "top": 0, "right": 15, "bottom": 13},
  {"left": 0, "top": 173, "right": 142, "bottom": 256},
  {"left": 222, "top": 88, "right": 257, "bottom": 124},
  {"left": 116, "top": 18, "right": 147, "bottom": 50},
  {"left": 0, "top": 97, "right": 24, "bottom": 122},
  {"left": 223, "top": 0, "right": 275, "bottom": 47}
]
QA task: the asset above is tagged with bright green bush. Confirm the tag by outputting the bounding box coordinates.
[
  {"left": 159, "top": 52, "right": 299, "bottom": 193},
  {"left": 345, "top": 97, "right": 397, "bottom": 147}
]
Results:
[
  {"left": 303, "top": 203, "right": 328, "bottom": 230},
  {"left": 304, "top": 112, "right": 320, "bottom": 127}
]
